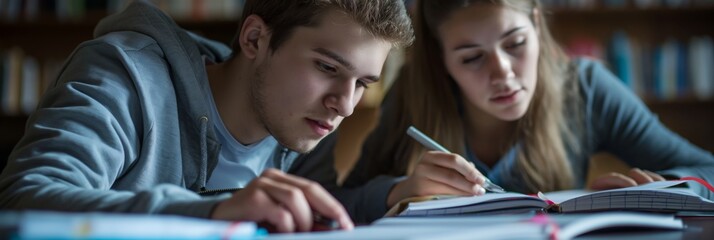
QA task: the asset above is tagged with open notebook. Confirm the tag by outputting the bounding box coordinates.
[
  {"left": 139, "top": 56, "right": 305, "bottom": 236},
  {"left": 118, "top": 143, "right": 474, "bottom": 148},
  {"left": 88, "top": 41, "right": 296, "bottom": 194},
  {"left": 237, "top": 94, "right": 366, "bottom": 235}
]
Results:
[
  {"left": 374, "top": 212, "right": 683, "bottom": 240},
  {"left": 397, "top": 179, "right": 714, "bottom": 217},
  {"left": 266, "top": 212, "right": 683, "bottom": 240}
]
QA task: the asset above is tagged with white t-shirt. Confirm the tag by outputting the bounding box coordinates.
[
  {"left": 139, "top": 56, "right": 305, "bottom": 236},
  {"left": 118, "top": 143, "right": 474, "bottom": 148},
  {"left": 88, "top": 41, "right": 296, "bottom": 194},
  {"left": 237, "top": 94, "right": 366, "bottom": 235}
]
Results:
[{"left": 204, "top": 96, "right": 280, "bottom": 190}]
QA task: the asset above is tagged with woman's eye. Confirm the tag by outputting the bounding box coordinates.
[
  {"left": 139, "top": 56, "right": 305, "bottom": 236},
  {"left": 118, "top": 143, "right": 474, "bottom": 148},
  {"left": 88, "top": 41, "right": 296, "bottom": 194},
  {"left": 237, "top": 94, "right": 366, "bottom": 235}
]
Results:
[
  {"left": 316, "top": 61, "right": 337, "bottom": 73},
  {"left": 356, "top": 80, "right": 369, "bottom": 89},
  {"left": 462, "top": 54, "right": 482, "bottom": 64},
  {"left": 507, "top": 39, "right": 527, "bottom": 49}
]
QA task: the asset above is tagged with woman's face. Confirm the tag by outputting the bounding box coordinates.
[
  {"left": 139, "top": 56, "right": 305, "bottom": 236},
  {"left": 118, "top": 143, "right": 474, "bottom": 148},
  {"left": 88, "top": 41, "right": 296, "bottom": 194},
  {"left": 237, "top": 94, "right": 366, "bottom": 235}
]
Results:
[{"left": 439, "top": 4, "right": 539, "bottom": 121}]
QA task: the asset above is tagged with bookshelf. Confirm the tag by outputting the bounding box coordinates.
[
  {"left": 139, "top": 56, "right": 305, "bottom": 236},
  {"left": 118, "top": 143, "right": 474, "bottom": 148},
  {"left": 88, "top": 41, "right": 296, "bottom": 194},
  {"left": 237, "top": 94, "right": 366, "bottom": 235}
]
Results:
[
  {"left": 541, "top": 4, "right": 714, "bottom": 152},
  {"left": 549, "top": 7, "right": 714, "bottom": 44},
  {"left": 543, "top": 2, "right": 714, "bottom": 181},
  {"left": 0, "top": 17, "right": 236, "bottom": 164},
  {"left": 548, "top": 6, "right": 714, "bottom": 97},
  {"left": 2, "top": 2, "right": 713, "bottom": 180}
]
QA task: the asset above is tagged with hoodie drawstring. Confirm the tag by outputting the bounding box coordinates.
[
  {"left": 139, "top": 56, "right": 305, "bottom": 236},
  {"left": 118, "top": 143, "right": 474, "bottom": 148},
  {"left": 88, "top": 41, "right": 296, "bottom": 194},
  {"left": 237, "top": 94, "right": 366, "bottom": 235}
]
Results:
[
  {"left": 198, "top": 116, "right": 209, "bottom": 188},
  {"left": 280, "top": 148, "right": 289, "bottom": 172}
]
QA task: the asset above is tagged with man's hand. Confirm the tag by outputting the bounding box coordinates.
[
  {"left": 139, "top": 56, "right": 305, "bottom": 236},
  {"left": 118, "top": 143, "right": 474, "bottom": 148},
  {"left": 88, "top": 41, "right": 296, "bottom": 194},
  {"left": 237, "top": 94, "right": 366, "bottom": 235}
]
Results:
[
  {"left": 589, "top": 168, "right": 666, "bottom": 190},
  {"left": 387, "top": 151, "right": 486, "bottom": 207},
  {"left": 210, "top": 169, "right": 353, "bottom": 233}
]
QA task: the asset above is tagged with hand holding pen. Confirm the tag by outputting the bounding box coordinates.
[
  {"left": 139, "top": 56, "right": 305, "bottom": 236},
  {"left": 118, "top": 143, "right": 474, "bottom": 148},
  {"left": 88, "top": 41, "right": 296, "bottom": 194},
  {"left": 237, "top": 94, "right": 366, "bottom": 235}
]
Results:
[
  {"left": 407, "top": 126, "right": 505, "bottom": 193},
  {"left": 387, "top": 124, "right": 503, "bottom": 205},
  {"left": 386, "top": 126, "right": 506, "bottom": 207}
]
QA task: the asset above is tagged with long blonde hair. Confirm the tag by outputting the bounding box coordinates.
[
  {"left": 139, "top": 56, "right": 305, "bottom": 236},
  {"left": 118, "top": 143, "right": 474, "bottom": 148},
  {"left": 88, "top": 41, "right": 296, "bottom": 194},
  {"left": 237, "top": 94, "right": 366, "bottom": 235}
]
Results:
[{"left": 366, "top": 0, "right": 580, "bottom": 193}]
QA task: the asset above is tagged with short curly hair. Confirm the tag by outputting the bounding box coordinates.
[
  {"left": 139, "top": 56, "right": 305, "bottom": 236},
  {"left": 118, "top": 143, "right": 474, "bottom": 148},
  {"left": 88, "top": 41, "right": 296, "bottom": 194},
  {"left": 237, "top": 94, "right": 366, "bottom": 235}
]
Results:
[{"left": 232, "top": 0, "right": 414, "bottom": 53}]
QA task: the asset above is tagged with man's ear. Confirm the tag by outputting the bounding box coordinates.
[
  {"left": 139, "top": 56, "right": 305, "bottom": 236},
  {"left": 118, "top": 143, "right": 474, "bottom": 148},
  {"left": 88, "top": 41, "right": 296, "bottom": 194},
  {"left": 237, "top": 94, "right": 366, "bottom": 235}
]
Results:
[{"left": 237, "top": 14, "right": 269, "bottom": 59}]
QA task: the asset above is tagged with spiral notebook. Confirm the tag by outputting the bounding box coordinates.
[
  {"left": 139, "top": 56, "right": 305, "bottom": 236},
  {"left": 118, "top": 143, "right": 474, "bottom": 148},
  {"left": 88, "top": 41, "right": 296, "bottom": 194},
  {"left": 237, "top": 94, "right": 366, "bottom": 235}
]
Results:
[{"left": 396, "top": 179, "right": 714, "bottom": 217}]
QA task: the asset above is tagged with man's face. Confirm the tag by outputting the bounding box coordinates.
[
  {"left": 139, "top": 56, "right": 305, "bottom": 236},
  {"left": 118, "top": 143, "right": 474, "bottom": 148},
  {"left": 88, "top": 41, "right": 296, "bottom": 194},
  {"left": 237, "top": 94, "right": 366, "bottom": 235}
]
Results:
[{"left": 252, "top": 10, "right": 392, "bottom": 153}]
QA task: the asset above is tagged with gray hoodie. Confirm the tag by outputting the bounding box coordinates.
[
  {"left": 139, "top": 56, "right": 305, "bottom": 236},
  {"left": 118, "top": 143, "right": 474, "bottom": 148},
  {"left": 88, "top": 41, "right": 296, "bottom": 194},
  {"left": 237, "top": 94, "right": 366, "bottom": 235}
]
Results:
[{"left": 0, "top": 1, "right": 330, "bottom": 218}]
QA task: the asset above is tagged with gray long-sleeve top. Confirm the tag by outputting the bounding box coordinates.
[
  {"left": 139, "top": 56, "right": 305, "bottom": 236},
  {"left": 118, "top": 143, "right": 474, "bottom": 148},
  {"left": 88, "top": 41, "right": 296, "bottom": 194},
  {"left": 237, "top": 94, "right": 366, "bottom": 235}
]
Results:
[{"left": 308, "top": 59, "right": 714, "bottom": 223}]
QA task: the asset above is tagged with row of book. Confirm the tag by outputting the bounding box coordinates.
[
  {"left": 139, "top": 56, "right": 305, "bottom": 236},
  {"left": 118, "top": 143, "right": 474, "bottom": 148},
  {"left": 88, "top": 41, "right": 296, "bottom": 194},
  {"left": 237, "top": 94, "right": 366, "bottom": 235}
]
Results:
[
  {"left": 0, "top": 47, "right": 62, "bottom": 116},
  {"left": 541, "top": 0, "right": 714, "bottom": 9},
  {"left": 0, "top": 0, "right": 245, "bottom": 22},
  {"left": 3, "top": 0, "right": 713, "bottom": 23},
  {"left": 1, "top": 33, "right": 711, "bottom": 117},
  {"left": 565, "top": 33, "right": 714, "bottom": 100}
]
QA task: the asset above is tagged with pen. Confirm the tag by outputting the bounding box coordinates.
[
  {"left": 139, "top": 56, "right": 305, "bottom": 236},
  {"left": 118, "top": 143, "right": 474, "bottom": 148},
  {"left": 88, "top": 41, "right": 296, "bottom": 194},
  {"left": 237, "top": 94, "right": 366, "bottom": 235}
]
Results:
[
  {"left": 406, "top": 126, "right": 506, "bottom": 193},
  {"left": 311, "top": 211, "right": 340, "bottom": 231}
]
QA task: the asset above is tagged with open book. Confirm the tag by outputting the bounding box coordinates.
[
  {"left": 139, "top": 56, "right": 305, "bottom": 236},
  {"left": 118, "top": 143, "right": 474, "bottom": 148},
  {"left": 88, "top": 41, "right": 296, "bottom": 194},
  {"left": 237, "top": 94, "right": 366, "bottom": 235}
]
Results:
[
  {"left": 396, "top": 180, "right": 714, "bottom": 217},
  {"left": 267, "top": 212, "right": 683, "bottom": 240},
  {"left": 374, "top": 212, "right": 683, "bottom": 240}
]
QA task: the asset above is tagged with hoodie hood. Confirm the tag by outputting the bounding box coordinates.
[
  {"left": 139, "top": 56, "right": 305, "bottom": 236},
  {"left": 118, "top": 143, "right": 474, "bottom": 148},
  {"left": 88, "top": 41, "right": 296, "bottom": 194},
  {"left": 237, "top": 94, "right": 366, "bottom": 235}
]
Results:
[
  {"left": 93, "top": 1, "right": 232, "bottom": 118},
  {"left": 94, "top": 0, "right": 232, "bottom": 190},
  {"left": 94, "top": 1, "right": 231, "bottom": 62}
]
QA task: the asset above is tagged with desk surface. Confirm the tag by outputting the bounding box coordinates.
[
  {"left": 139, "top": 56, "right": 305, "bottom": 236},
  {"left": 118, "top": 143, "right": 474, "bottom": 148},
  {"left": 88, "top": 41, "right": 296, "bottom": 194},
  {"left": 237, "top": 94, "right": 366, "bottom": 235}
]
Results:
[
  {"left": 266, "top": 214, "right": 714, "bottom": 240},
  {"left": 579, "top": 217, "right": 714, "bottom": 239},
  {"left": 682, "top": 217, "right": 714, "bottom": 239},
  {"left": 4, "top": 211, "right": 710, "bottom": 239}
]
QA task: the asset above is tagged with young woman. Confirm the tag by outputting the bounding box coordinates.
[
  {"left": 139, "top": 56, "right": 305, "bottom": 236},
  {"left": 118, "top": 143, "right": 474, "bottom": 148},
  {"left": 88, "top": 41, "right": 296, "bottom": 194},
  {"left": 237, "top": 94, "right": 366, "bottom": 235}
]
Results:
[{"left": 316, "top": 0, "right": 714, "bottom": 223}]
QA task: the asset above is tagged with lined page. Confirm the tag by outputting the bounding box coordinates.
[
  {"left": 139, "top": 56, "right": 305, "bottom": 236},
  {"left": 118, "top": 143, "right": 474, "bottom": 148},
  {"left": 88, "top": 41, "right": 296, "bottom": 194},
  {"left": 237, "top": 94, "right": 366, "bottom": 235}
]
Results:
[
  {"left": 400, "top": 193, "right": 547, "bottom": 216},
  {"left": 559, "top": 188, "right": 714, "bottom": 212}
]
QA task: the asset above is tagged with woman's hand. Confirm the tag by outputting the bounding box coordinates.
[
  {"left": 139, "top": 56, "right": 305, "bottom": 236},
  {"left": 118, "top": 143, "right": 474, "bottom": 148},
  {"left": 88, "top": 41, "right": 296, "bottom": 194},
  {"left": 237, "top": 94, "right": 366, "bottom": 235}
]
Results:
[
  {"left": 589, "top": 168, "right": 666, "bottom": 190},
  {"left": 387, "top": 151, "right": 486, "bottom": 207}
]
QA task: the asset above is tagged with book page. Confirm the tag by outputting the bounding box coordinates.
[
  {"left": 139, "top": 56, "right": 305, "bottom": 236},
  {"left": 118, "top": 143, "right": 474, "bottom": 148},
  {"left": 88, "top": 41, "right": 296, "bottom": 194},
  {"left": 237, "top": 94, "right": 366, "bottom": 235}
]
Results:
[
  {"left": 543, "top": 180, "right": 689, "bottom": 204},
  {"left": 407, "top": 193, "right": 542, "bottom": 210},
  {"left": 541, "top": 189, "right": 591, "bottom": 204},
  {"left": 267, "top": 223, "right": 547, "bottom": 240},
  {"left": 557, "top": 212, "right": 683, "bottom": 239},
  {"left": 397, "top": 180, "right": 710, "bottom": 216},
  {"left": 371, "top": 212, "right": 682, "bottom": 240},
  {"left": 596, "top": 180, "right": 688, "bottom": 192},
  {"left": 551, "top": 181, "right": 714, "bottom": 213},
  {"left": 400, "top": 193, "right": 547, "bottom": 216}
]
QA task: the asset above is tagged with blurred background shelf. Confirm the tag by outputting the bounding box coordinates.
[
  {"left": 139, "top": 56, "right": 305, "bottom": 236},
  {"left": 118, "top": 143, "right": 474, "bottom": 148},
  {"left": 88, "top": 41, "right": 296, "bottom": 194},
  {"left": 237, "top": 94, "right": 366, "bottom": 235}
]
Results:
[{"left": 2, "top": 1, "right": 713, "bottom": 181}]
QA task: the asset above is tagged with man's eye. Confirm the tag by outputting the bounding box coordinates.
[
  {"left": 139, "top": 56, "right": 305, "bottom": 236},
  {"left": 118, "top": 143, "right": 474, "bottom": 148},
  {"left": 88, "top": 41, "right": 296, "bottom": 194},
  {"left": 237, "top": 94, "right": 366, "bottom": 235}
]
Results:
[{"left": 316, "top": 61, "right": 337, "bottom": 73}]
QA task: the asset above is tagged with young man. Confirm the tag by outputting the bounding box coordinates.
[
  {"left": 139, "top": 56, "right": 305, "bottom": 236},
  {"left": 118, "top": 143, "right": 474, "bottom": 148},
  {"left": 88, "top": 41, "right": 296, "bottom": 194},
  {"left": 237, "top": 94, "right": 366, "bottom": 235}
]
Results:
[{"left": 0, "top": 0, "right": 413, "bottom": 233}]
